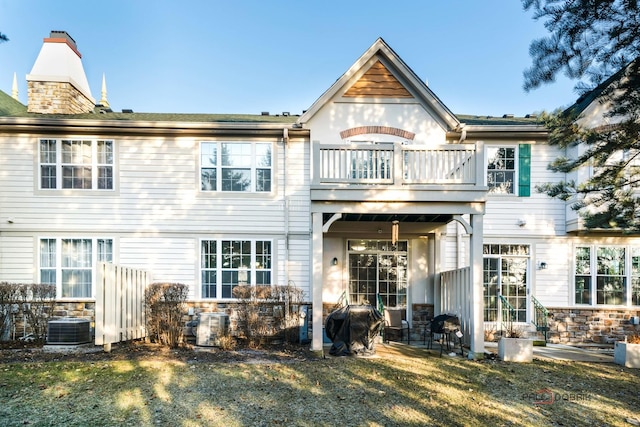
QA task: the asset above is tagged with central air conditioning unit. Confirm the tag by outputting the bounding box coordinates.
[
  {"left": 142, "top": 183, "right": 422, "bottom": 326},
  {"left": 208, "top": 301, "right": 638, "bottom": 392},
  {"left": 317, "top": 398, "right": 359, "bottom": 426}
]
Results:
[
  {"left": 47, "top": 318, "right": 91, "bottom": 345},
  {"left": 196, "top": 312, "right": 229, "bottom": 347}
]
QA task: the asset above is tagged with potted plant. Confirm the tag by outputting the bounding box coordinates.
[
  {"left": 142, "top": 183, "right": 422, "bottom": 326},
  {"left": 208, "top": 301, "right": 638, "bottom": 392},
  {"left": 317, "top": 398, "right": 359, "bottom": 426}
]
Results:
[
  {"left": 498, "top": 325, "right": 533, "bottom": 363},
  {"left": 614, "top": 333, "right": 640, "bottom": 369}
]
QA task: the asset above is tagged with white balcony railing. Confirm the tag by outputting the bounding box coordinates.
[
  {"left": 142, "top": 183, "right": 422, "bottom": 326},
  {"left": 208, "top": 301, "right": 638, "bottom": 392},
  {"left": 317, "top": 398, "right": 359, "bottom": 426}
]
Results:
[{"left": 313, "top": 141, "right": 482, "bottom": 186}]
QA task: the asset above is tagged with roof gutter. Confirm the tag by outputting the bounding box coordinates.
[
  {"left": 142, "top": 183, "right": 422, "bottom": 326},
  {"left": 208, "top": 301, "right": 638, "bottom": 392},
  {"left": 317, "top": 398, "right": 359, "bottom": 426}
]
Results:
[
  {"left": 0, "top": 116, "right": 311, "bottom": 137},
  {"left": 447, "top": 124, "right": 547, "bottom": 141}
]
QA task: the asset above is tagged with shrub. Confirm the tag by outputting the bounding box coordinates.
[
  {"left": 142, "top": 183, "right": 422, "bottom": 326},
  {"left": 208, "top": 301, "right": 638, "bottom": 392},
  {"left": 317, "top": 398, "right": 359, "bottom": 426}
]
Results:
[
  {"left": 144, "top": 282, "right": 188, "bottom": 348},
  {"left": 17, "top": 283, "right": 56, "bottom": 340},
  {"left": 0, "top": 282, "right": 20, "bottom": 339},
  {"left": 0, "top": 282, "right": 55, "bottom": 342},
  {"left": 232, "top": 282, "right": 305, "bottom": 348}
]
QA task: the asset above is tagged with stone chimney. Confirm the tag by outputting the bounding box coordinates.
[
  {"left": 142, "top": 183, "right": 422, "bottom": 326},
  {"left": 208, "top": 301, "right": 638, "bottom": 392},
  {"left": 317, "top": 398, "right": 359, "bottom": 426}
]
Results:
[{"left": 26, "top": 31, "right": 95, "bottom": 114}]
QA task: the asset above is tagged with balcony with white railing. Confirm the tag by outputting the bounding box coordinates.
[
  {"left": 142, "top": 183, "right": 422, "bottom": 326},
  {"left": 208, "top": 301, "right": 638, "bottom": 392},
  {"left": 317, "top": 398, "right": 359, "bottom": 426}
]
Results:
[{"left": 311, "top": 141, "right": 486, "bottom": 203}]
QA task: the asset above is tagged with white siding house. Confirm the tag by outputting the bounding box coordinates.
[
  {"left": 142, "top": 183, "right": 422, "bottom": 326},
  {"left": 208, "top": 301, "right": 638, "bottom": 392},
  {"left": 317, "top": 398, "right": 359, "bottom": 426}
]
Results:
[{"left": 1, "top": 32, "right": 638, "bottom": 355}]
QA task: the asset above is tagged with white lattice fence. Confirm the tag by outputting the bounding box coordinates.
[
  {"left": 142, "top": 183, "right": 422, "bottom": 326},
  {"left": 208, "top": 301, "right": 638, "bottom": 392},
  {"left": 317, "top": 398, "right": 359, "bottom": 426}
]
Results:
[
  {"left": 440, "top": 266, "right": 472, "bottom": 345},
  {"left": 95, "top": 262, "right": 149, "bottom": 347}
]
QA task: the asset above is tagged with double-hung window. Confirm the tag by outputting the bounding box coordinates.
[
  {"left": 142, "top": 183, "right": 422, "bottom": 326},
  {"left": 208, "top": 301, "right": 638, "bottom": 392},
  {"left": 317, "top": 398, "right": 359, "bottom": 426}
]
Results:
[
  {"left": 486, "top": 144, "right": 531, "bottom": 196},
  {"left": 39, "top": 238, "right": 113, "bottom": 298},
  {"left": 200, "top": 239, "right": 272, "bottom": 299},
  {"left": 200, "top": 142, "right": 272, "bottom": 192},
  {"left": 39, "top": 139, "right": 114, "bottom": 190},
  {"left": 487, "top": 147, "right": 516, "bottom": 194},
  {"left": 574, "top": 245, "right": 640, "bottom": 306}
]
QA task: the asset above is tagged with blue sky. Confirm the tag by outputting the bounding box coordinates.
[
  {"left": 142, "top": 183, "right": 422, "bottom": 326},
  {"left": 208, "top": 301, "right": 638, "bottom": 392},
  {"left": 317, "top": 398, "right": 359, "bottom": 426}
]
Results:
[{"left": 0, "top": 1, "right": 579, "bottom": 117}]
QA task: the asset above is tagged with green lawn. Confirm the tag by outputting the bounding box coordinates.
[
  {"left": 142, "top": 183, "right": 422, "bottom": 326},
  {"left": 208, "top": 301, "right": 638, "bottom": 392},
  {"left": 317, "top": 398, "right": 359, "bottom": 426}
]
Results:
[{"left": 0, "top": 344, "right": 637, "bottom": 426}]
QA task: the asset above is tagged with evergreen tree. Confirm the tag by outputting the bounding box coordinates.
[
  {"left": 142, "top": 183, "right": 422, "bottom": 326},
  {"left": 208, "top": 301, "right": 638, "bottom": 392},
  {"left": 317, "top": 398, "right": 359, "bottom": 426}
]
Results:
[{"left": 523, "top": 0, "right": 640, "bottom": 231}]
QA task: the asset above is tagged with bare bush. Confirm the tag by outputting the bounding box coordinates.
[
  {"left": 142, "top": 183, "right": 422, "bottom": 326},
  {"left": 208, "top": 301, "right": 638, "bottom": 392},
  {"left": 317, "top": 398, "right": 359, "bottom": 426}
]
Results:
[
  {"left": 0, "top": 282, "right": 55, "bottom": 341},
  {"left": 0, "top": 282, "right": 20, "bottom": 339},
  {"left": 17, "top": 283, "right": 56, "bottom": 340},
  {"left": 233, "top": 282, "right": 305, "bottom": 347},
  {"left": 144, "top": 283, "right": 188, "bottom": 348},
  {"left": 233, "top": 285, "right": 272, "bottom": 348}
]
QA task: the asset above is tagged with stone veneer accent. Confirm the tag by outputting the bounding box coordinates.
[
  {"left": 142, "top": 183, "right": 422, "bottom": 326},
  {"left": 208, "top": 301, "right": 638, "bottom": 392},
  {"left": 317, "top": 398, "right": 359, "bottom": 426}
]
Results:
[
  {"left": 52, "top": 301, "right": 96, "bottom": 321},
  {"left": 27, "top": 81, "right": 95, "bottom": 114},
  {"left": 546, "top": 307, "right": 640, "bottom": 344}
]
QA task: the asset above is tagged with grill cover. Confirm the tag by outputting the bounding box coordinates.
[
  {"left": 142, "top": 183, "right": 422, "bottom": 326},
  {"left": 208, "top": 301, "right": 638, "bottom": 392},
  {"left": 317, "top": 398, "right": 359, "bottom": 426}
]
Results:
[{"left": 325, "top": 305, "right": 384, "bottom": 356}]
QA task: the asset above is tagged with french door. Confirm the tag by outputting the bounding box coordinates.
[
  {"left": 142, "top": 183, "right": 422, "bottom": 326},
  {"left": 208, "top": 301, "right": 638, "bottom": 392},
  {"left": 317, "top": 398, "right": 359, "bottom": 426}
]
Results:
[
  {"left": 483, "top": 244, "right": 530, "bottom": 324},
  {"left": 348, "top": 240, "right": 407, "bottom": 308}
]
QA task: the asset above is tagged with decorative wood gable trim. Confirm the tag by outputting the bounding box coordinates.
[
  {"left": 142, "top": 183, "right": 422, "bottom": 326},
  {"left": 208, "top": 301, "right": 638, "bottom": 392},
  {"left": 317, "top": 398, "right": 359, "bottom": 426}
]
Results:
[
  {"left": 340, "top": 126, "right": 415, "bottom": 140},
  {"left": 343, "top": 60, "right": 413, "bottom": 98}
]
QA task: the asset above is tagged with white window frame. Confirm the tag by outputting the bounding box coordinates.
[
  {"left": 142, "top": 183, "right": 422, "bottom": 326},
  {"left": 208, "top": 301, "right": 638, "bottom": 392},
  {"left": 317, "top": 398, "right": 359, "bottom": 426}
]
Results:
[
  {"left": 38, "top": 138, "right": 115, "bottom": 190},
  {"left": 572, "top": 244, "right": 640, "bottom": 307},
  {"left": 200, "top": 141, "right": 273, "bottom": 193},
  {"left": 200, "top": 238, "right": 273, "bottom": 299},
  {"left": 39, "top": 237, "right": 113, "bottom": 299},
  {"left": 482, "top": 244, "right": 530, "bottom": 323},
  {"left": 485, "top": 145, "right": 518, "bottom": 195}
]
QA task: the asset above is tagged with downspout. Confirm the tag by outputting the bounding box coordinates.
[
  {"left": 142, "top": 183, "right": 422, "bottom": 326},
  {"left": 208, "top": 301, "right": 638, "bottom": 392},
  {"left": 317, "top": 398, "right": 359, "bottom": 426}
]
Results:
[{"left": 283, "top": 128, "right": 290, "bottom": 287}]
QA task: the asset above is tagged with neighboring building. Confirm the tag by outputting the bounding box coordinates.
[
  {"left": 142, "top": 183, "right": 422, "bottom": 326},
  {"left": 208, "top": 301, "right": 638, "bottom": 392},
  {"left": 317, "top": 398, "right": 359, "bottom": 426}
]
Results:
[{"left": 0, "top": 32, "right": 638, "bottom": 356}]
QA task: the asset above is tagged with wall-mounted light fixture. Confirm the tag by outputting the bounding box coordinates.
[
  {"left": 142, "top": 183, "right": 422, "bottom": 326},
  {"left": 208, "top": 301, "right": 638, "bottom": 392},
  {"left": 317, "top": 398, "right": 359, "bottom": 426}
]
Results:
[
  {"left": 537, "top": 261, "right": 547, "bottom": 270},
  {"left": 332, "top": 257, "right": 338, "bottom": 266}
]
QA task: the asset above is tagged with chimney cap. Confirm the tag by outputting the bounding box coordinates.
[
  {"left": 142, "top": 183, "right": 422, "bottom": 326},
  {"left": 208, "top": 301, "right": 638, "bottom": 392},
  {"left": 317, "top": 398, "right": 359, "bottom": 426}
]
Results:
[{"left": 49, "top": 30, "right": 77, "bottom": 48}]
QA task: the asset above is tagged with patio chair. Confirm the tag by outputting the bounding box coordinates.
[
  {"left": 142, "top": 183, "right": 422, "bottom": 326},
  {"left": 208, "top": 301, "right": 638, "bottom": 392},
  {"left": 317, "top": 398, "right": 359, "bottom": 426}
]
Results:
[
  {"left": 383, "top": 309, "right": 410, "bottom": 344},
  {"left": 426, "top": 314, "right": 464, "bottom": 357}
]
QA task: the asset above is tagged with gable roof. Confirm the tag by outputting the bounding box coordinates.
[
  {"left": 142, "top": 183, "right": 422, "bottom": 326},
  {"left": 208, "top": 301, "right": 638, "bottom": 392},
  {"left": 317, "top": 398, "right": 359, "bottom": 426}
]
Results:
[
  {"left": 297, "top": 38, "right": 460, "bottom": 130},
  {"left": 564, "top": 57, "right": 639, "bottom": 119},
  {"left": 0, "top": 90, "right": 27, "bottom": 116},
  {"left": 343, "top": 60, "right": 413, "bottom": 98}
]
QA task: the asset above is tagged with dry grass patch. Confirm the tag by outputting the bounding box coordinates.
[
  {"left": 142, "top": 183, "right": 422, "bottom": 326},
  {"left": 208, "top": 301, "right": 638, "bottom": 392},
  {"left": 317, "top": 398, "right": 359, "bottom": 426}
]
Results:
[{"left": 0, "top": 342, "right": 638, "bottom": 426}]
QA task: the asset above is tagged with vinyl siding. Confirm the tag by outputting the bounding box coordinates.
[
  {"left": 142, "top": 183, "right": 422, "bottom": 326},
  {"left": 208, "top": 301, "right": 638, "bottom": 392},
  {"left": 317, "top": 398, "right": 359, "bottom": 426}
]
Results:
[
  {"left": 483, "top": 142, "right": 566, "bottom": 237},
  {"left": 0, "top": 134, "right": 313, "bottom": 297},
  {"left": 0, "top": 236, "right": 35, "bottom": 282},
  {"left": 533, "top": 240, "right": 571, "bottom": 307}
]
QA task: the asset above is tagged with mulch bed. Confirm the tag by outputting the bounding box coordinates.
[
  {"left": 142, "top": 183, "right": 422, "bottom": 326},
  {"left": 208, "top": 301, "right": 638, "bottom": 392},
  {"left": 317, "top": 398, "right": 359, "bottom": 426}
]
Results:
[{"left": 0, "top": 339, "right": 317, "bottom": 364}]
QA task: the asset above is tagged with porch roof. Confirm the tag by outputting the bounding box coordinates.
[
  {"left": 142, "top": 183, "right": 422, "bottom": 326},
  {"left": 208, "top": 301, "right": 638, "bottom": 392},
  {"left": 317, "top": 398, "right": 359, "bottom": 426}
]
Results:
[{"left": 324, "top": 213, "right": 452, "bottom": 225}]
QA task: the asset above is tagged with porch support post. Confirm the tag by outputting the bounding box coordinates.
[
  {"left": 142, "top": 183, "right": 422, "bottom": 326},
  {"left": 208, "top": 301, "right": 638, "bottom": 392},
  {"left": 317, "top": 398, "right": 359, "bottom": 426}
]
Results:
[
  {"left": 469, "top": 213, "right": 485, "bottom": 359},
  {"left": 311, "top": 211, "right": 324, "bottom": 354}
]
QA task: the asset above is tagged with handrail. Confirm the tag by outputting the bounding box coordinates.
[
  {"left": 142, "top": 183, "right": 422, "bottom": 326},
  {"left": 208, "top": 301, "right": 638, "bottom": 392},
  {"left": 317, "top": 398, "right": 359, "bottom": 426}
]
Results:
[
  {"left": 376, "top": 294, "right": 385, "bottom": 315},
  {"left": 531, "top": 295, "right": 549, "bottom": 342},
  {"left": 498, "top": 295, "right": 517, "bottom": 336},
  {"left": 314, "top": 141, "right": 479, "bottom": 186}
]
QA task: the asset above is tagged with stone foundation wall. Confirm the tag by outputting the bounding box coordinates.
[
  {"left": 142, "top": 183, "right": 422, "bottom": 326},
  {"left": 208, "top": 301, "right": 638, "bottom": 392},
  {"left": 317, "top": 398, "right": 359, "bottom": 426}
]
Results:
[
  {"left": 52, "top": 301, "right": 96, "bottom": 320},
  {"left": 546, "top": 307, "right": 640, "bottom": 344},
  {"left": 411, "top": 303, "right": 434, "bottom": 342}
]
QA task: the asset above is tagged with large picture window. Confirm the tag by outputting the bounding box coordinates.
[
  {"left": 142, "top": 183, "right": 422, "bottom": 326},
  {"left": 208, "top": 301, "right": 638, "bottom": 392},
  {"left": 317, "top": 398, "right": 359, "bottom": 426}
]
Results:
[
  {"left": 39, "top": 139, "right": 114, "bottom": 190},
  {"left": 200, "top": 142, "right": 272, "bottom": 192},
  {"left": 39, "top": 238, "right": 113, "bottom": 298},
  {"left": 200, "top": 239, "right": 272, "bottom": 299},
  {"left": 574, "top": 245, "right": 640, "bottom": 306}
]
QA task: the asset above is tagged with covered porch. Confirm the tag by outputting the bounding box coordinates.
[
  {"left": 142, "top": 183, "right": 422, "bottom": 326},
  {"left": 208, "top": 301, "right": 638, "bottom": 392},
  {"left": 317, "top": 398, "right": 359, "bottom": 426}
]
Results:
[
  {"left": 310, "top": 207, "right": 484, "bottom": 358},
  {"left": 309, "top": 139, "right": 487, "bottom": 358}
]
